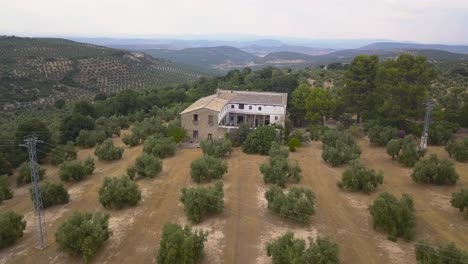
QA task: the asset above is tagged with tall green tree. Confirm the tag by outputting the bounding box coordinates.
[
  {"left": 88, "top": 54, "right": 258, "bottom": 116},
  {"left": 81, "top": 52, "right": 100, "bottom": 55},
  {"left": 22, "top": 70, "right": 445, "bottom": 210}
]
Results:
[
  {"left": 290, "top": 83, "right": 312, "bottom": 126},
  {"left": 375, "top": 54, "right": 435, "bottom": 125},
  {"left": 305, "top": 87, "right": 336, "bottom": 125},
  {"left": 341, "top": 55, "right": 379, "bottom": 123}
]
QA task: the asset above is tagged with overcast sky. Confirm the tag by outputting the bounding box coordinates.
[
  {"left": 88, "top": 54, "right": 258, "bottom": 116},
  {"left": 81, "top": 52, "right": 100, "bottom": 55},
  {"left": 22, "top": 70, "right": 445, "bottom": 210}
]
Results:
[{"left": 1, "top": 0, "right": 467, "bottom": 44}]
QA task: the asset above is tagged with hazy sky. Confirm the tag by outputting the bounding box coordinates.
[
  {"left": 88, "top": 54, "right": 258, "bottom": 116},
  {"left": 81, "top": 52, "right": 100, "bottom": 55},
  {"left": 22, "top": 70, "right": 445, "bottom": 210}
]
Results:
[{"left": 1, "top": 0, "right": 467, "bottom": 44}]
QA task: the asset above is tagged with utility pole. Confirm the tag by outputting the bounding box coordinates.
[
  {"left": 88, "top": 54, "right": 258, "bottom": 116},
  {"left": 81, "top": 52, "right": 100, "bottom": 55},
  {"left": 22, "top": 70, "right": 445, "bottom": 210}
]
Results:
[
  {"left": 20, "top": 137, "right": 48, "bottom": 249},
  {"left": 419, "top": 100, "right": 434, "bottom": 151}
]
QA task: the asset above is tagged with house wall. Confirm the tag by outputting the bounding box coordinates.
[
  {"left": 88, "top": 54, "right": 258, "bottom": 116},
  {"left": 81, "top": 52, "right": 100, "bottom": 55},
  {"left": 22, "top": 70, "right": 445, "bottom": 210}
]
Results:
[
  {"left": 222, "top": 103, "right": 286, "bottom": 125},
  {"left": 181, "top": 109, "right": 226, "bottom": 142}
]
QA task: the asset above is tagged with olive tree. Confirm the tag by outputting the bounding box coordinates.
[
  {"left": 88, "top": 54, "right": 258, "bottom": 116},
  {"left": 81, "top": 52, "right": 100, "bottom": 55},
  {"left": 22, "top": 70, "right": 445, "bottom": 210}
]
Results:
[
  {"left": 59, "top": 157, "right": 95, "bottom": 182},
  {"left": 55, "top": 212, "right": 111, "bottom": 263},
  {"left": 200, "top": 138, "right": 232, "bottom": 157},
  {"left": 98, "top": 176, "right": 141, "bottom": 209},
  {"left": 0, "top": 211, "right": 26, "bottom": 249},
  {"left": 260, "top": 155, "right": 302, "bottom": 188},
  {"left": 50, "top": 143, "right": 77, "bottom": 165},
  {"left": 190, "top": 155, "right": 228, "bottom": 183},
  {"left": 180, "top": 182, "right": 224, "bottom": 223},
  {"left": 35, "top": 181, "right": 69, "bottom": 208},
  {"left": 0, "top": 175, "right": 13, "bottom": 203},
  {"left": 143, "top": 137, "right": 176, "bottom": 158},
  {"left": 386, "top": 139, "right": 402, "bottom": 160},
  {"left": 446, "top": 138, "right": 468, "bottom": 162},
  {"left": 415, "top": 241, "right": 468, "bottom": 264},
  {"left": 369, "top": 192, "right": 415, "bottom": 241},
  {"left": 450, "top": 188, "right": 468, "bottom": 217},
  {"left": 321, "top": 130, "right": 360, "bottom": 167},
  {"left": 265, "top": 185, "right": 315, "bottom": 223},
  {"left": 127, "top": 153, "right": 162, "bottom": 180},
  {"left": 266, "top": 232, "right": 339, "bottom": 264},
  {"left": 388, "top": 135, "right": 422, "bottom": 167},
  {"left": 337, "top": 159, "right": 383, "bottom": 194},
  {"left": 367, "top": 125, "right": 397, "bottom": 146},
  {"left": 95, "top": 139, "right": 124, "bottom": 161},
  {"left": 242, "top": 125, "right": 277, "bottom": 155},
  {"left": 411, "top": 154, "right": 459, "bottom": 185},
  {"left": 17, "top": 162, "right": 45, "bottom": 186},
  {"left": 156, "top": 223, "right": 208, "bottom": 264}
]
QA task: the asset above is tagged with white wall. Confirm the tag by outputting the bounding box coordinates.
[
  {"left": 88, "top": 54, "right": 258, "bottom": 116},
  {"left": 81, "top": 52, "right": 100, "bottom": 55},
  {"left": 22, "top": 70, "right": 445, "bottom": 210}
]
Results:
[{"left": 227, "top": 103, "right": 285, "bottom": 115}]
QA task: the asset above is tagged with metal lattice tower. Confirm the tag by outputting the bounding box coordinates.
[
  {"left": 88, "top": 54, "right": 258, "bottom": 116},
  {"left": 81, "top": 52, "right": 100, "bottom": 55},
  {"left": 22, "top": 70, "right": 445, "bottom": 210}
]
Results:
[
  {"left": 20, "top": 137, "right": 48, "bottom": 249},
  {"left": 419, "top": 100, "right": 434, "bottom": 151}
]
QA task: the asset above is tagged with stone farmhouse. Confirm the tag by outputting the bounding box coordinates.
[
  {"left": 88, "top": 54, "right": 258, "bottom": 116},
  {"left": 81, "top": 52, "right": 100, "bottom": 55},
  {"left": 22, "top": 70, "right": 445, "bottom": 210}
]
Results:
[{"left": 180, "top": 89, "right": 287, "bottom": 142}]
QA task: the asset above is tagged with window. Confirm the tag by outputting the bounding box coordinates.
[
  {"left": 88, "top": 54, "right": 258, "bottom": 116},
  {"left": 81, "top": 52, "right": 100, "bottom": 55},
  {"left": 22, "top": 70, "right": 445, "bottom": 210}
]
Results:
[
  {"left": 239, "top": 104, "right": 244, "bottom": 109},
  {"left": 208, "top": 133, "right": 212, "bottom": 140},
  {"left": 208, "top": 115, "right": 214, "bottom": 125},
  {"left": 193, "top": 114, "right": 198, "bottom": 121},
  {"left": 249, "top": 106, "right": 252, "bottom": 110},
  {"left": 275, "top": 116, "right": 278, "bottom": 121},
  {"left": 231, "top": 105, "right": 235, "bottom": 109},
  {"left": 230, "top": 116, "right": 234, "bottom": 121},
  {"left": 258, "top": 106, "right": 262, "bottom": 111}
]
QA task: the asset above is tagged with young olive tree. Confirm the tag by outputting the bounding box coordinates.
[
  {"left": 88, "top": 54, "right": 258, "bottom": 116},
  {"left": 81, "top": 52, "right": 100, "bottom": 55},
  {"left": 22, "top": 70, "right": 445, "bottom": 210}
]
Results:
[
  {"left": 242, "top": 125, "right": 277, "bottom": 155},
  {"left": 450, "top": 188, "right": 468, "bottom": 217},
  {"left": 94, "top": 139, "right": 124, "bottom": 161},
  {"left": 16, "top": 162, "right": 45, "bottom": 186},
  {"left": 200, "top": 138, "right": 232, "bottom": 158},
  {"left": 0, "top": 175, "right": 13, "bottom": 203},
  {"left": 321, "top": 130, "right": 360, "bottom": 167},
  {"left": 0, "top": 211, "right": 26, "bottom": 249},
  {"left": 415, "top": 241, "right": 468, "bottom": 264},
  {"left": 446, "top": 137, "right": 468, "bottom": 162},
  {"left": 367, "top": 125, "right": 397, "bottom": 146},
  {"left": 337, "top": 159, "right": 383, "bottom": 194},
  {"left": 265, "top": 185, "right": 315, "bottom": 223},
  {"left": 190, "top": 155, "right": 228, "bottom": 183},
  {"left": 180, "top": 182, "right": 224, "bottom": 223},
  {"left": 59, "top": 157, "right": 95, "bottom": 182},
  {"left": 411, "top": 154, "right": 459, "bottom": 185},
  {"left": 34, "top": 181, "right": 69, "bottom": 208},
  {"left": 127, "top": 153, "right": 162, "bottom": 180},
  {"left": 98, "top": 176, "right": 141, "bottom": 209},
  {"left": 143, "top": 137, "right": 176, "bottom": 158}
]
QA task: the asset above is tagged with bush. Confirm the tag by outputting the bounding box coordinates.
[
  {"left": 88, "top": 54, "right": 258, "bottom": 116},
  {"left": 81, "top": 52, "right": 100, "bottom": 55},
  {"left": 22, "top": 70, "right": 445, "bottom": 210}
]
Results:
[
  {"left": 288, "top": 138, "right": 301, "bottom": 152},
  {"left": 190, "top": 155, "right": 228, "bottom": 183},
  {"left": 59, "top": 158, "right": 94, "bottom": 182},
  {"left": 337, "top": 159, "right": 383, "bottom": 194},
  {"left": 180, "top": 182, "right": 224, "bottom": 223},
  {"left": 369, "top": 192, "right": 415, "bottom": 241},
  {"left": 0, "top": 211, "right": 26, "bottom": 249},
  {"left": 55, "top": 212, "right": 111, "bottom": 262},
  {"left": 321, "top": 130, "right": 361, "bottom": 167},
  {"left": 35, "top": 181, "right": 69, "bottom": 208},
  {"left": 266, "top": 232, "right": 339, "bottom": 264},
  {"left": 415, "top": 241, "right": 468, "bottom": 264},
  {"left": 0, "top": 175, "right": 13, "bottom": 203},
  {"left": 446, "top": 138, "right": 468, "bottom": 162},
  {"left": 75, "top": 130, "right": 107, "bottom": 148},
  {"left": 50, "top": 143, "right": 77, "bottom": 165},
  {"left": 157, "top": 223, "right": 208, "bottom": 264},
  {"left": 265, "top": 185, "right": 315, "bottom": 223},
  {"left": 167, "top": 124, "right": 187, "bottom": 144},
  {"left": 228, "top": 123, "right": 252, "bottom": 147},
  {"left": 17, "top": 162, "right": 45, "bottom": 186},
  {"left": 386, "top": 139, "right": 402, "bottom": 160},
  {"left": 95, "top": 139, "right": 124, "bottom": 161},
  {"left": 411, "top": 154, "right": 459, "bottom": 185},
  {"left": 0, "top": 152, "right": 13, "bottom": 176},
  {"left": 242, "top": 126, "right": 277, "bottom": 155},
  {"left": 450, "top": 189, "right": 468, "bottom": 216},
  {"left": 268, "top": 142, "right": 289, "bottom": 158},
  {"left": 98, "top": 176, "right": 141, "bottom": 209},
  {"left": 200, "top": 138, "right": 232, "bottom": 157},
  {"left": 397, "top": 135, "right": 422, "bottom": 167},
  {"left": 367, "top": 125, "right": 397, "bottom": 146},
  {"left": 428, "top": 122, "right": 455, "bottom": 145},
  {"left": 309, "top": 125, "right": 328, "bottom": 141},
  {"left": 143, "top": 137, "right": 176, "bottom": 158},
  {"left": 260, "top": 156, "right": 302, "bottom": 188},
  {"left": 122, "top": 133, "right": 140, "bottom": 147},
  {"left": 289, "top": 130, "right": 309, "bottom": 144},
  {"left": 128, "top": 153, "right": 162, "bottom": 180}
]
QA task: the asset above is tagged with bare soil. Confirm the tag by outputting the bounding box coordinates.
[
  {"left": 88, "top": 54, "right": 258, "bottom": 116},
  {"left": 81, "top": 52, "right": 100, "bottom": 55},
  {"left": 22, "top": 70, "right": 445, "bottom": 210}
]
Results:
[{"left": 0, "top": 136, "right": 467, "bottom": 264}]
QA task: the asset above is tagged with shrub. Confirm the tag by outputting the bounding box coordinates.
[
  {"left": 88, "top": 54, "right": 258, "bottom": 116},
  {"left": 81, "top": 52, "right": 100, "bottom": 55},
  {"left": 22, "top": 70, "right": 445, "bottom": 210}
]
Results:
[
  {"left": 0, "top": 152, "right": 13, "bottom": 176},
  {"left": 242, "top": 125, "right": 277, "bottom": 155},
  {"left": 229, "top": 123, "right": 252, "bottom": 147},
  {"left": 190, "top": 155, "right": 228, "bottom": 183},
  {"left": 167, "top": 125, "right": 187, "bottom": 144},
  {"left": 411, "top": 154, "right": 459, "bottom": 185},
  {"left": 0, "top": 175, "right": 13, "bottom": 203},
  {"left": 35, "top": 181, "right": 69, "bottom": 208},
  {"left": 446, "top": 138, "right": 468, "bottom": 162},
  {"left": 268, "top": 142, "right": 289, "bottom": 158},
  {"left": 59, "top": 158, "right": 94, "bottom": 182},
  {"left": 200, "top": 138, "right": 232, "bottom": 157},
  {"left": 337, "top": 159, "right": 383, "bottom": 194},
  {"left": 397, "top": 135, "right": 422, "bottom": 167},
  {"left": 131, "top": 117, "right": 167, "bottom": 142},
  {"left": 180, "top": 182, "right": 224, "bottom": 223},
  {"left": 95, "top": 139, "right": 124, "bottom": 161},
  {"left": 55, "top": 212, "right": 111, "bottom": 262},
  {"left": 309, "top": 125, "right": 328, "bottom": 141},
  {"left": 129, "top": 153, "right": 162, "bottom": 180},
  {"left": 75, "top": 130, "right": 107, "bottom": 148},
  {"left": 122, "top": 133, "right": 140, "bottom": 147},
  {"left": 50, "top": 143, "right": 77, "bottom": 165},
  {"left": 265, "top": 185, "right": 315, "bottom": 223},
  {"left": 386, "top": 139, "right": 402, "bottom": 160},
  {"left": 266, "top": 232, "right": 339, "bottom": 264},
  {"left": 450, "top": 189, "right": 468, "bottom": 216},
  {"left": 98, "top": 176, "right": 141, "bottom": 209},
  {"left": 369, "top": 192, "right": 415, "bottom": 241},
  {"left": 16, "top": 162, "right": 45, "bottom": 186},
  {"left": 260, "top": 156, "right": 302, "bottom": 188},
  {"left": 0, "top": 211, "right": 26, "bottom": 249},
  {"left": 415, "top": 241, "right": 468, "bottom": 264},
  {"left": 428, "top": 122, "right": 455, "bottom": 145},
  {"left": 289, "top": 130, "right": 309, "bottom": 144},
  {"left": 367, "top": 125, "right": 397, "bottom": 146},
  {"left": 321, "top": 130, "right": 361, "bottom": 167},
  {"left": 143, "top": 137, "right": 176, "bottom": 158},
  {"left": 288, "top": 138, "right": 301, "bottom": 152},
  {"left": 156, "top": 223, "right": 208, "bottom": 264}
]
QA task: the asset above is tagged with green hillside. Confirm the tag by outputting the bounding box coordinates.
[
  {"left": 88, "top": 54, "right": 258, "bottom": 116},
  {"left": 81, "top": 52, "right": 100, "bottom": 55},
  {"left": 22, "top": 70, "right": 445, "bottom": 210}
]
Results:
[{"left": 0, "top": 36, "right": 208, "bottom": 110}]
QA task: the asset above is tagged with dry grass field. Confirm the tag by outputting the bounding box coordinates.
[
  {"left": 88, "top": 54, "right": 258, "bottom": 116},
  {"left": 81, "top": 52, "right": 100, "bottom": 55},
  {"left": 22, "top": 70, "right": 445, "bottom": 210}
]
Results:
[{"left": 0, "top": 134, "right": 467, "bottom": 264}]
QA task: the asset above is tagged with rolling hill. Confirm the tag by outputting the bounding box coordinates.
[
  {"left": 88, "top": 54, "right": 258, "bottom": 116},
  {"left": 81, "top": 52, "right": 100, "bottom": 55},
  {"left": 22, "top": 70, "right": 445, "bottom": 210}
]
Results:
[
  {"left": 359, "top": 42, "right": 468, "bottom": 54},
  {"left": 240, "top": 45, "right": 334, "bottom": 56},
  {"left": 0, "top": 36, "right": 208, "bottom": 110}
]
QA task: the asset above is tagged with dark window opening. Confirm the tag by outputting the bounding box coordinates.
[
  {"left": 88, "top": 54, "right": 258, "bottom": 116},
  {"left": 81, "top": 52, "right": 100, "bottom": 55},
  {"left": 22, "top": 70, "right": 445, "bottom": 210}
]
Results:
[
  {"left": 208, "top": 115, "right": 214, "bottom": 125},
  {"left": 258, "top": 106, "right": 262, "bottom": 111},
  {"left": 193, "top": 114, "right": 198, "bottom": 121},
  {"left": 275, "top": 116, "right": 278, "bottom": 120},
  {"left": 249, "top": 106, "right": 252, "bottom": 110},
  {"left": 208, "top": 133, "right": 212, "bottom": 140},
  {"left": 231, "top": 105, "right": 235, "bottom": 108},
  {"left": 239, "top": 104, "right": 244, "bottom": 109}
]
